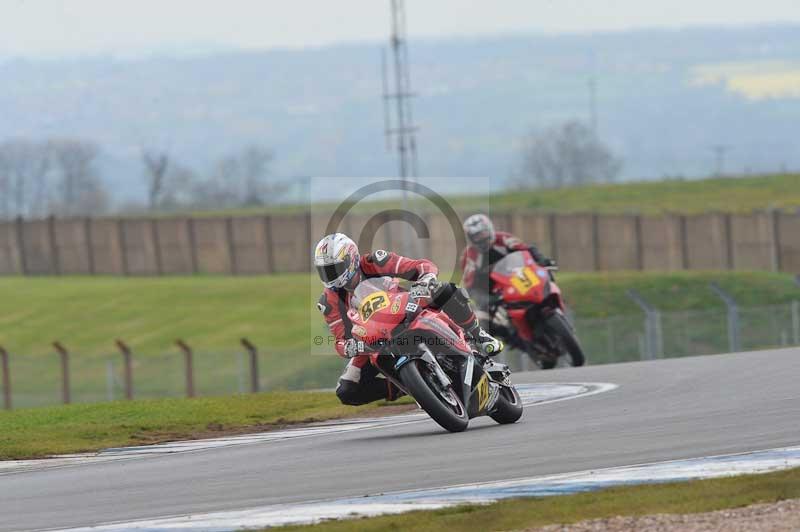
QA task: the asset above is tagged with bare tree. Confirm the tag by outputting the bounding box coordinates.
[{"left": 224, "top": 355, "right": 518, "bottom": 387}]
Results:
[
  {"left": 190, "top": 157, "right": 240, "bottom": 209},
  {"left": 517, "top": 121, "right": 622, "bottom": 189},
  {"left": 141, "top": 148, "right": 170, "bottom": 211},
  {"left": 0, "top": 140, "right": 51, "bottom": 218},
  {"left": 190, "top": 145, "right": 282, "bottom": 209},
  {"left": 159, "top": 163, "right": 197, "bottom": 210},
  {"left": 240, "top": 146, "right": 274, "bottom": 206},
  {"left": 50, "top": 139, "right": 108, "bottom": 216}
]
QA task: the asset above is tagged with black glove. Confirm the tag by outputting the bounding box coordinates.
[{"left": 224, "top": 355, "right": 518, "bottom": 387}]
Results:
[{"left": 541, "top": 257, "right": 557, "bottom": 269}]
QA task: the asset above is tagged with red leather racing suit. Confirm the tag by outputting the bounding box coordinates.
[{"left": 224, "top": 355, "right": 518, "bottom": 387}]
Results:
[{"left": 318, "top": 249, "right": 477, "bottom": 405}]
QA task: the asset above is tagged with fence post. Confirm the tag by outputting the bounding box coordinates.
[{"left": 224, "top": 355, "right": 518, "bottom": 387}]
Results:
[
  {"left": 117, "top": 219, "right": 129, "bottom": 276},
  {"left": 591, "top": 213, "right": 600, "bottom": 271},
  {"left": 151, "top": 219, "right": 163, "bottom": 276},
  {"left": 176, "top": 339, "right": 195, "bottom": 398},
  {"left": 53, "top": 341, "right": 71, "bottom": 404},
  {"left": 305, "top": 211, "right": 314, "bottom": 273},
  {"left": 240, "top": 338, "right": 259, "bottom": 393},
  {"left": 84, "top": 217, "right": 96, "bottom": 275},
  {"left": 15, "top": 216, "right": 27, "bottom": 275},
  {"left": 106, "top": 361, "right": 115, "bottom": 401},
  {"left": 723, "top": 213, "right": 734, "bottom": 270},
  {"left": 115, "top": 339, "right": 134, "bottom": 400},
  {"left": 626, "top": 289, "right": 663, "bottom": 360},
  {"left": 48, "top": 215, "right": 61, "bottom": 275},
  {"left": 710, "top": 283, "right": 740, "bottom": 353},
  {"left": 264, "top": 215, "right": 275, "bottom": 274},
  {"left": 770, "top": 210, "right": 782, "bottom": 272},
  {"left": 187, "top": 218, "right": 199, "bottom": 275},
  {"left": 792, "top": 301, "right": 799, "bottom": 345},
  {"left": 0, "top": 346, "right": 11, "bottom": 410},
  {"left": 634, "top": 215, "right": 644, "bottom": 270},
  {"left": 226, "top": 217, "right": 239, "bottom": 275},
  {"left": 679, "top": 215, "right": 689, "bottom": 270},
  {"left": 548, "top": 213, "right": 558, "bottom": 263}
]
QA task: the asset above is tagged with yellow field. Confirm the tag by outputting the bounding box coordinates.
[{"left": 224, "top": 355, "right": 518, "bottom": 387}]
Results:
[{"left": 692, "top": 60, "right": 800, "bottom": 100}]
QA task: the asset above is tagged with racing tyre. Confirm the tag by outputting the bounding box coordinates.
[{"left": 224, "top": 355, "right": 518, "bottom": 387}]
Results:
[
  {"left": 399, "top": 359, "right": 469, "bottom": 433},
  {"left": 489, "top": 385, "right": 523, "bottom": 424},
  {"left": 544, "top": 312, "right": 586, "bottom": 367}
]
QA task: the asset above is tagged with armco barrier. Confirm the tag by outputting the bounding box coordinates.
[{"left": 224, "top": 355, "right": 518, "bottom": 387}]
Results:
[{"left": 0, "top": 210, "right": 798, "bottom": 276}]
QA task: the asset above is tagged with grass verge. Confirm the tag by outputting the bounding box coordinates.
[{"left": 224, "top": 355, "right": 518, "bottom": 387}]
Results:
[
  {"left": 0, "top": 391, "right": 411, "bottom": 460},
  {"left": 184, "top": 174, "right": 800, "bottom": 217},
  {"left": 0, "top": 271, "right": 798, "bottom": 407},
  {"left": 278, "top": 466, "right": 800, "bottom": 532},
  {"left": 2, "top": 271, "right": 796, "bottom": 354}
]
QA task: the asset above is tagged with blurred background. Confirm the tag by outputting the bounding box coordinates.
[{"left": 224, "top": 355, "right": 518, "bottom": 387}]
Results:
[
  {"left": 1, "top": 0, "right": 799, "bottom": 408},
  {"left": 0, "top": 0, "right": 799, "bottom": 212}
]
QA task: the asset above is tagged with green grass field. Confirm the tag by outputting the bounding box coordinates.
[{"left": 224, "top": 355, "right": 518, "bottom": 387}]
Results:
[
  {"left": 0, "top": 271, "right": 798, "bottom": 407},
  {"left": 278, "top": 466, "right": 800, "bottom": 532},
  {"left": 0, "top": 391, "right": 408, "bottom": 460},
  {"left": 480, "top": 173, "right": 800, "bottom": 214},
  {"left": 188, "top": 174, "right": 800, "bottom": 217}
]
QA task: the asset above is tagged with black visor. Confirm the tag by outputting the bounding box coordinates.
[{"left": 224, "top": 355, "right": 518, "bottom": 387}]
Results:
[
  {"left": 316, "top": 256, "right": 351, "bottom": 284},
  {"left": 469, "top": 231, "right": 493, "bottom": 250}
]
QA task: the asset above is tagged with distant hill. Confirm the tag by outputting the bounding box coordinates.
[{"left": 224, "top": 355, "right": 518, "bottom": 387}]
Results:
[{"left": 1, "top": 24, "right": 799, "bottom": 204}]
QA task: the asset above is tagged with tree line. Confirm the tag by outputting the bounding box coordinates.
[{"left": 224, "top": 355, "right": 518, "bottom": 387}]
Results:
[
  {"left": 0, "top": 139, "right": 106, "bottom": 219},
  {"left": 0, "top": 139, "right": 284, "bottom": 219},
  {"left": 0, "top": 120, "right": 620, "bottom": 219}
]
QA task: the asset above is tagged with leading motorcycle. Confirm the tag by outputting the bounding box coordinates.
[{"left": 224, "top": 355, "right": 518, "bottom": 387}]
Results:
[{"left": 346, "top": 276, "right": 523, "bottom": 432}]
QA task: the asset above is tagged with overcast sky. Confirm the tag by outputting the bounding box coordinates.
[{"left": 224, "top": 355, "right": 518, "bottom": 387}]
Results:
[{"left": 2, "top": 0, "right": 800, "bottom": 58}]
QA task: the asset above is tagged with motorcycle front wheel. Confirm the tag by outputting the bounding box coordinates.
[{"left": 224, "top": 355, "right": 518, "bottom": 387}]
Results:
[
  {"left": 489, "top": 385, "right": 523, "bottom": 424},
  {"left": 399, "top": 359, "right": 469, "bottom": 433}
]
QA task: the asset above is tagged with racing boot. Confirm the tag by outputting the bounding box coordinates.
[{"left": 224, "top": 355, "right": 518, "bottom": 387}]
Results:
[{"left": 467, "top": 321, "right": 504, "bottom": 356}]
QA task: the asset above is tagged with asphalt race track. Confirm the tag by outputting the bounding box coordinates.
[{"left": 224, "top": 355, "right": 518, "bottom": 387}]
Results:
[{"left": 3, "top": 347, "right": 799, "bottom": 532}]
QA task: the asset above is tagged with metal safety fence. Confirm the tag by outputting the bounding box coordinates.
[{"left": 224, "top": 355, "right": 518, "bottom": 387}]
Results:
[
  {"left": 1, "top": 302, "right": 799, "bottom": 409},
  {"left": 499, "top": 301, "right": 800, "bottom": 372}
]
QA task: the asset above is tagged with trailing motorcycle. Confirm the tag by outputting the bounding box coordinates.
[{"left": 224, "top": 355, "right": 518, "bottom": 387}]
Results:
[
  {"left": 485, "top": 250, "right": 586, "bottom": 369},
  {"left": 346, "top": 276, "right": 523, "bottom": 432}
]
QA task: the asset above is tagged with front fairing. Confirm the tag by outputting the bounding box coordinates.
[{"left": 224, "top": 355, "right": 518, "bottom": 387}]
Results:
[
  {"left": 489, "top": 251, "right": 551, "bottom": 304},
  {"left": 347, "top": 277, "right": 409, "bottom": 346}
]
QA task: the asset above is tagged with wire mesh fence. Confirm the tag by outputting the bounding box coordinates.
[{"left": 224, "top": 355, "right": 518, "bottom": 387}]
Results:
[
  {"left": 498, "top": 302, "right": 800, "bottom": 372},
  {"left": 1, "top": 302, "right": 798, "bottom": 409}
]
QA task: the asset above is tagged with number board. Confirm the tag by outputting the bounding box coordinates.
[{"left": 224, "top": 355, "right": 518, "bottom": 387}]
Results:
[
  {"left": 359, "top": 291, "right": 390, "bottom": 322},
  {"left": 510, "top": 267, "right": 540, "bottom": 295}
]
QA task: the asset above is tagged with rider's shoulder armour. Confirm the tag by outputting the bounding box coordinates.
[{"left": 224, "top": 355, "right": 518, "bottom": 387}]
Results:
[
  {"left": 317, "top": 293, "right": 333, "bottom": 316},
  {"left": 366, "top": 249, "right": 390, "bottom": 266}
]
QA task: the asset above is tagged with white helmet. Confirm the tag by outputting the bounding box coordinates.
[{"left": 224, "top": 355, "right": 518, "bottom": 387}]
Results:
[
  {"left": 313, "top": 233, "right": 360, "bottom": 289},
  {"left": 463, "top": 214, "right": 496, "bottom": 252}
]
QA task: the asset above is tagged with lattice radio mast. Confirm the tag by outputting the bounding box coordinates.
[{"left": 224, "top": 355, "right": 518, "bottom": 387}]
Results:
[
  {"left": 382, "top": 0, "right": 419, "bottom": 184},
  {"left": 381, "top": 0, "right": 420, "bottom": 255}
]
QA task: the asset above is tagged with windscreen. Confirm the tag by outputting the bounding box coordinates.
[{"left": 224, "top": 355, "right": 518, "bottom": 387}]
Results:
[
  {"left": 350, "top": 277, "right": 397, "bottom": 312},
  {"left": 492, "top": 251, "right": 529, "bottom": 276}
]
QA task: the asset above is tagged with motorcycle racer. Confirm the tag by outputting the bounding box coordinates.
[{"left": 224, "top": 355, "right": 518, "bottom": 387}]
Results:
[
  {"left": 461, "top": 213, "right": 555, "bottom": 335},
  {"left": 314, "top": 232, "right": 503, "bottom": 406},
  {"left": 461, "top": 213, "right": 554, "bottom": 296}
]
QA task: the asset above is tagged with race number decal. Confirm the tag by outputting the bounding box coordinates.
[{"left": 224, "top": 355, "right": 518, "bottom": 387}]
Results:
[
  {"left": 510, "top": 267, "right": 540, "bottom": 295},
  {"left": 476, "top": 374, "right": 491, "bottom": 411},
  {"left": 359, "top": 291, "right": 390, "bottom": 322}
]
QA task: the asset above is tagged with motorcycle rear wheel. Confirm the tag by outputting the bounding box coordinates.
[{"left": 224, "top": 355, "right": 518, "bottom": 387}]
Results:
[
  {"left": 542, "top": 311, "right": 586, "bottom": 368},
  {"left": 399, "top": 359, "right": 469, "bottom": 433}
]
